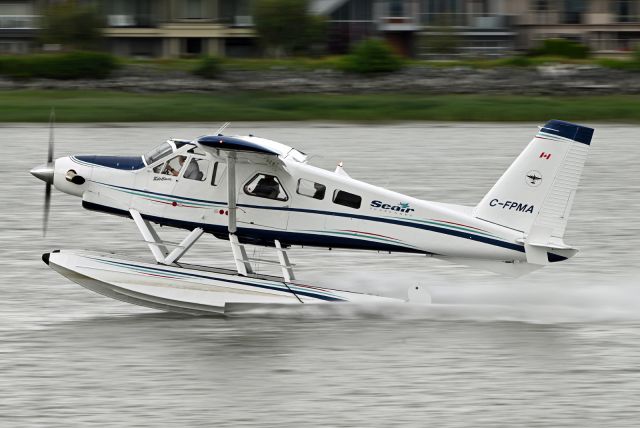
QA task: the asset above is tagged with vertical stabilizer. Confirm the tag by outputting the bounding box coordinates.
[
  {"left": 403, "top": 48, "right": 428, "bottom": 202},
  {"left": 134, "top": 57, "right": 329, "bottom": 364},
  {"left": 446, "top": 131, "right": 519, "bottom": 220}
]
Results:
[{"left": 474, "top": 120, "right": 593, "bottom": 241}]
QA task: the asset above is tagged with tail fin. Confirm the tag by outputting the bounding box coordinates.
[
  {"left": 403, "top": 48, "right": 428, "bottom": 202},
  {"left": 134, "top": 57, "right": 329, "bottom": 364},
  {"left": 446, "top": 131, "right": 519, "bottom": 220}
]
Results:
[{"left": 474, "top": 120, "right": 593, "bottom": 261}]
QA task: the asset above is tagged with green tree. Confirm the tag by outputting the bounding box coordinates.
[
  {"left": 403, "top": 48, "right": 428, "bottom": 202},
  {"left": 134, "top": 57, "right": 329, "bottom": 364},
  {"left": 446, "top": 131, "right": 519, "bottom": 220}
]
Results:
[
  {"left": 341, "top": 39, "right": 404, "bottom": 74},
  {"left": 39, "top": 0, "right": 105, "bottom": 51},
  {"left": 254, "top": 0, "right": 326, "bottom": 57}
]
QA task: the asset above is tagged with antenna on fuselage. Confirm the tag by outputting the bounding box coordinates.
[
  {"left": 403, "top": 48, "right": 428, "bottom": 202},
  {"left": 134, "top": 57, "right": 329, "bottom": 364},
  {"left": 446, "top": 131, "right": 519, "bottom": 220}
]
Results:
[
  {"left": 334, "top": 161, "right": 351, "bottom": 178},
  {"left": 215, "top": 122, "right": 231, "bottom": 135}
]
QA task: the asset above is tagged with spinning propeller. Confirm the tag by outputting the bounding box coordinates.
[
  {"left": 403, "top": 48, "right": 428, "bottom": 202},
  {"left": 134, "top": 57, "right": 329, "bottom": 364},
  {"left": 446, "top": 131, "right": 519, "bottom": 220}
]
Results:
[{"left": 30, "top": 109, "right": 56, "bottom": 236}]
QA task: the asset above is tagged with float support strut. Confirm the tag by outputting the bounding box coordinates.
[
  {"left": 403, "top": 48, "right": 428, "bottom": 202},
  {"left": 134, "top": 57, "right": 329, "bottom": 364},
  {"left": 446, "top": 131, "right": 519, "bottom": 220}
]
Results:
[
  {"left": 164, "top": 227, "right": 204, "bottom": 265},
  {"left": 130, "top": 209, "right": 167, "bottom": 263},
  {"left": 275, "top": 239, "right": 296, "bottom": 283},
  {"left": 130, "top": 208, "right": 203, "bottom": 265}
]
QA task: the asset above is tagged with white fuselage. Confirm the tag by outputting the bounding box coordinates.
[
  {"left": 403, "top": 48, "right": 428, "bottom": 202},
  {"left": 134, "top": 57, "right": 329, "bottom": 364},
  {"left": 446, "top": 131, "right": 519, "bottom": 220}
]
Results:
[{"left": 50, "top": 139, "right": 527, "bottom": 263}]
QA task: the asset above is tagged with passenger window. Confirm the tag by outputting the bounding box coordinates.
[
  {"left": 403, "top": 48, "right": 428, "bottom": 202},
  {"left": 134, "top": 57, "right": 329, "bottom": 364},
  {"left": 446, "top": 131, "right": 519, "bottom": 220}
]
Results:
[
  {"left": 159, "top": 155, "right": 185, "bottom": 176},
  {"left": 297, "top": 179, "right": 326, "bottom": 200},
  {"left": 333, "top": 190, "right": 361, "bottom": 209},
  {"left": 211, "top": 162, "right": 219, "bottom": 186},
  {"left": 244, "top": 174, "right": 288, "bottom": 201},
  {"left": 184, "top": 158, "right": 208, "bottom": 181}
]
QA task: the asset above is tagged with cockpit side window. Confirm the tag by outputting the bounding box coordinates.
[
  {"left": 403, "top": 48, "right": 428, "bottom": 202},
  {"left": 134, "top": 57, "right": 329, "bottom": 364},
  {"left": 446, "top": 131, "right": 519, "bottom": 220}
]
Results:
[
  {"left": 183, "top": 158, "right": 208, "bottom": 181},
  {"left": 244, "top": 174, "right": 288, "bottom": 201},
  {"left": 144, "top": 142, "right": 173, "bottom": 165},
  {"left": 158, "top": 155, "right": 185, "bottom": 176}
]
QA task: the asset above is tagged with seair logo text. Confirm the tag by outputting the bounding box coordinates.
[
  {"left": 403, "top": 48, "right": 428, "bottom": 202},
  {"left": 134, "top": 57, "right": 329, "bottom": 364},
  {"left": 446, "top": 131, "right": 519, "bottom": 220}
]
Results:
[
  {"left": 489, "top": 199, "right": 534, "bottom": 214},
  {"left": 370, "top": 200, "right": 415, "bottom": 214}
]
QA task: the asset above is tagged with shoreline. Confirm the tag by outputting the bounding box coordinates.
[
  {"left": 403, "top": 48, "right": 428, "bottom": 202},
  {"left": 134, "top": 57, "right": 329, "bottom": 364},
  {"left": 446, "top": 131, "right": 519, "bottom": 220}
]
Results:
[{"left": 2, "top": 90, "right": 640, "bottom": 123}]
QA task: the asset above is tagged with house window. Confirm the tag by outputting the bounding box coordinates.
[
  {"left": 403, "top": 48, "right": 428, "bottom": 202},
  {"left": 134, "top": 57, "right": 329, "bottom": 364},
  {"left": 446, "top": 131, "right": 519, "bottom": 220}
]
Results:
[
  {"left": 616, "top": 0, "right": 634, "bottom": 22},
  {"left": 244, "top": 174, "right": 288, "bottom": 201},
  {"left": 185, "top": 0, "right": 203, "bottom": 19},
  {"left": 533, "top": 0, "right": 548, "bottom": 11},
  {"left": 563, "top": 0, "right": 584, "bottom": 24},
  {"left": 185, "top": 38, "right": 203, "bottom": 55},
  {"left": 389, "top": 0, "right": 404, "bottom": 16},
  {"left": 297, "top": 179, "right": 326, "bottom": 200},
  {"left": 333, "top": 190, "right": 361, "bottom": 209}
]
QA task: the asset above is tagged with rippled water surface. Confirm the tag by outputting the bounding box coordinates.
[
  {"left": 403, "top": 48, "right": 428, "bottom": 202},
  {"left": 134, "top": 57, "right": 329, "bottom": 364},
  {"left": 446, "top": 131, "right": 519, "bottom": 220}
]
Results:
[{"left": 2, "top": 122, "right": 640, "bottom": 427}]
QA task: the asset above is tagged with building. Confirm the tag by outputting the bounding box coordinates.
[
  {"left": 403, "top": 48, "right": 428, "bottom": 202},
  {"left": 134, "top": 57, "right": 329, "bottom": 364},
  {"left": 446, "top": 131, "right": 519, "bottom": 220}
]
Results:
[
  {"left": 99, "top": 0, "right": 257, "bottom": 57},
  {"left": 319, "top": 0, "right": 640, "bottom": 57},
  {"left": 4, "top": 0, "right": 640, "bottom": 58},
  {"left": 516, "top": 0, "right": 640, "bottom": 55},
  {"left": 316, "top": 0, "right": 517, "bottom": 57},
  {"left": 0, "top": 0, "right": 258, "bottom": 57},
  {"left": 0, "top": 0, "right": 39, "bottom": 54}
]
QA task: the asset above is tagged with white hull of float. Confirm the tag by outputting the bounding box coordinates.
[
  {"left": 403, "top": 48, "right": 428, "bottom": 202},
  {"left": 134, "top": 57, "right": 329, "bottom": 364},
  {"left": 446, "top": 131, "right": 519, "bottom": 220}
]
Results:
[{"left": 44, "top": 249, "right": 401, "bottom": 315}]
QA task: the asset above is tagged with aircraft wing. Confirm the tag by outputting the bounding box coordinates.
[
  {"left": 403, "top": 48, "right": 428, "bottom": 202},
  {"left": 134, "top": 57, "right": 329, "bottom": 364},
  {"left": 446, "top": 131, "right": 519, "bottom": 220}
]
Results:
[
  {"left": 195, "top": 135, "right": 293, "bottom": 173},
  {"left": 196, "top": 135, "right": 286, "bottom": 156}
]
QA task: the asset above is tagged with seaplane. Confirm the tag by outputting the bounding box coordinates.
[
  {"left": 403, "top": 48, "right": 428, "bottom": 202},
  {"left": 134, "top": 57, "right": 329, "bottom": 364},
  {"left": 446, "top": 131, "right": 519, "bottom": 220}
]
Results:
[{"left": 31, "top": 119, "right": 594, "bottom": 315}]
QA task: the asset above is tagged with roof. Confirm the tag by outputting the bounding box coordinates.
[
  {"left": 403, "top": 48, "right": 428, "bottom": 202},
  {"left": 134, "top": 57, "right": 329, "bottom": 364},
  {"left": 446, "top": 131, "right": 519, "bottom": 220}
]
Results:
[{"left": 196, "top": 135, "right": 294, "bottom": 156}]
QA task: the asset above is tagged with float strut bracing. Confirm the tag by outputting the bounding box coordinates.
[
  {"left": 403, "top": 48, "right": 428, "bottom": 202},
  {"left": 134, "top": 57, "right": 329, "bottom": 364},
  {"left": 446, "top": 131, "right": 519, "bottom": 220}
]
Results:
[{"left": 130, "top": 208, "right": 203, "bottom": 265}]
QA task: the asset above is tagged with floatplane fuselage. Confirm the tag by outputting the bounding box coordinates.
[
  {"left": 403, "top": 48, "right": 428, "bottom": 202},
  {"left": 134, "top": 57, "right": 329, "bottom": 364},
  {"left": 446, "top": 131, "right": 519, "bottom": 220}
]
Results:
[{"left": 31, "top": 121, "right": 594, "bottom": 314}]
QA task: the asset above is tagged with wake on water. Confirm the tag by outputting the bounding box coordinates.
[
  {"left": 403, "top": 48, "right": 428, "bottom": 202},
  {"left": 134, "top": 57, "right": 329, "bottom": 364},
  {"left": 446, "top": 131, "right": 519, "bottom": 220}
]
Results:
[{"left": 228, "top": 271, "right": 640, "bottom": 325}]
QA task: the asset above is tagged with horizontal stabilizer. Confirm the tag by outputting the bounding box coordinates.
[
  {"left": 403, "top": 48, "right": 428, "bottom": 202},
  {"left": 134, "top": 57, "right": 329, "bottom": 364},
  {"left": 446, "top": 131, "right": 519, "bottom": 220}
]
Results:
[{"left": 520, "top": 225, "right": 578, "bottom": 265}]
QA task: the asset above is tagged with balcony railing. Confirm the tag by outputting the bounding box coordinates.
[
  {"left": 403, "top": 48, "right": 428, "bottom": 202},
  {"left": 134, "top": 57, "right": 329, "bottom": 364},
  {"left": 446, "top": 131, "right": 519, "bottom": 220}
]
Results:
[
  {"left": 0, "top": 15, "right": 39, "bottom": 30},
  {"left": 106, "top": 14, "right": 158, "bottom": 28},
  {"left": 378, "top": 15, "right": 418, "bottom": 31},
  {"left": 233, "top": 15, "right": 254, "bottom": 27},
  {"left": 419, "top": 13, "right": 510, "bottom": 28}
]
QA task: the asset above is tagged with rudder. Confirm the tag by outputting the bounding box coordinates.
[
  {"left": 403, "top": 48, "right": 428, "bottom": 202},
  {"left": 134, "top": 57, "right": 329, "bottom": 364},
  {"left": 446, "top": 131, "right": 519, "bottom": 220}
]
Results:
[{"left": 474, "top": 120, "right": 594, "bottom": 242}]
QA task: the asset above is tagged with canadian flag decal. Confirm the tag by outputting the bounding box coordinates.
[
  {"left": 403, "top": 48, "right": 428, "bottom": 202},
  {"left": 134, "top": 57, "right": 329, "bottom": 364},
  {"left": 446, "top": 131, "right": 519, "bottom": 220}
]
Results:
[{"left": 539, "top": 152, "right": 551, "bottom": 160}]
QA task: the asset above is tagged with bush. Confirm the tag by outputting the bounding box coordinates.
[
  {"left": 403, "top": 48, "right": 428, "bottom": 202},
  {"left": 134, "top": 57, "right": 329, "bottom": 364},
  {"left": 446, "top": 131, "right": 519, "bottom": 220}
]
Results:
[
  {"left": 530, "top": 39, "right": 590, "bottom": 59},
  {"left": 499, "top": 56, "right": 533, "bottom": 67},
  {"left": 254, "top": 0, "right": 326, "bottom": 57},
  {"left": 631, "top": 45, "right": 640, "bottom": 64},
  {"left": 0, "top": 52, "right": 118, "bottom": 80},
  {"left": 341, "top": 39, "right": 404, "bottom": 74},
  {"left": 193, "top": 56, "right": 223, "bottom": 79}
]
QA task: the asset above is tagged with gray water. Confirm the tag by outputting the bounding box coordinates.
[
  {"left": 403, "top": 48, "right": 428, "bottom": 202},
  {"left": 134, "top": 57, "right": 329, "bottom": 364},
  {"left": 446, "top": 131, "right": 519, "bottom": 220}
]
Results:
[{"left": 1, "top": 122, "right": 639, "bottom": 427}]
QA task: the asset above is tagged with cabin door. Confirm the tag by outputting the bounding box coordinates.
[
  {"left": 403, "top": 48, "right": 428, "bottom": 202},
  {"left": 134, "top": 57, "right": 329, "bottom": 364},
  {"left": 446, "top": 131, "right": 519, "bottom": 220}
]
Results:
[
  {"left": 236, "top": 169, "right": 290, "bottom": 231},
  {"left": 168, "top": 155, "right": 221, "bottom": 225},
  {"left": 133, "top": 154, "right": 187, "bottom": 219}
]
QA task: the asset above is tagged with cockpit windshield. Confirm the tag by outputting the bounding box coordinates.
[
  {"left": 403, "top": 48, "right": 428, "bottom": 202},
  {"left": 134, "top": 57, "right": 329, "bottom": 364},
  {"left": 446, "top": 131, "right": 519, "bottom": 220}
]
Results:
[{"left": 144, "top": 142, "right": 173, "bottom": 165}]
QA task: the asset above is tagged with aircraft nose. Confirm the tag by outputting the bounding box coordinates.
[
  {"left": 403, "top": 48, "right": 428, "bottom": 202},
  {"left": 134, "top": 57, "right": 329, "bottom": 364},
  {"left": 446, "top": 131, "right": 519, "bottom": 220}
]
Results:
[{"left": 30, "top": 163, "right": 54, "bottom": 184}]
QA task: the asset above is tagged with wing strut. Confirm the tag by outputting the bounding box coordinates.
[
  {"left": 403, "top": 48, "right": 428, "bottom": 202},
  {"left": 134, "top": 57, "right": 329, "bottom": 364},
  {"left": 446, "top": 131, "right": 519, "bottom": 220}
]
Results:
[{"left": 226, "top": 152, "right": 253, "bottom": 276}]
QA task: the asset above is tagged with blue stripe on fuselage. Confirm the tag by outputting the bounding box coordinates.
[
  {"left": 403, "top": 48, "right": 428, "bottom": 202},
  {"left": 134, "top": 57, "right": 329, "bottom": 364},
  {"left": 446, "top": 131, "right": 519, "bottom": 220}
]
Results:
[{"left": 88, "top": 182, "right": 525, "bottom": 254}]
